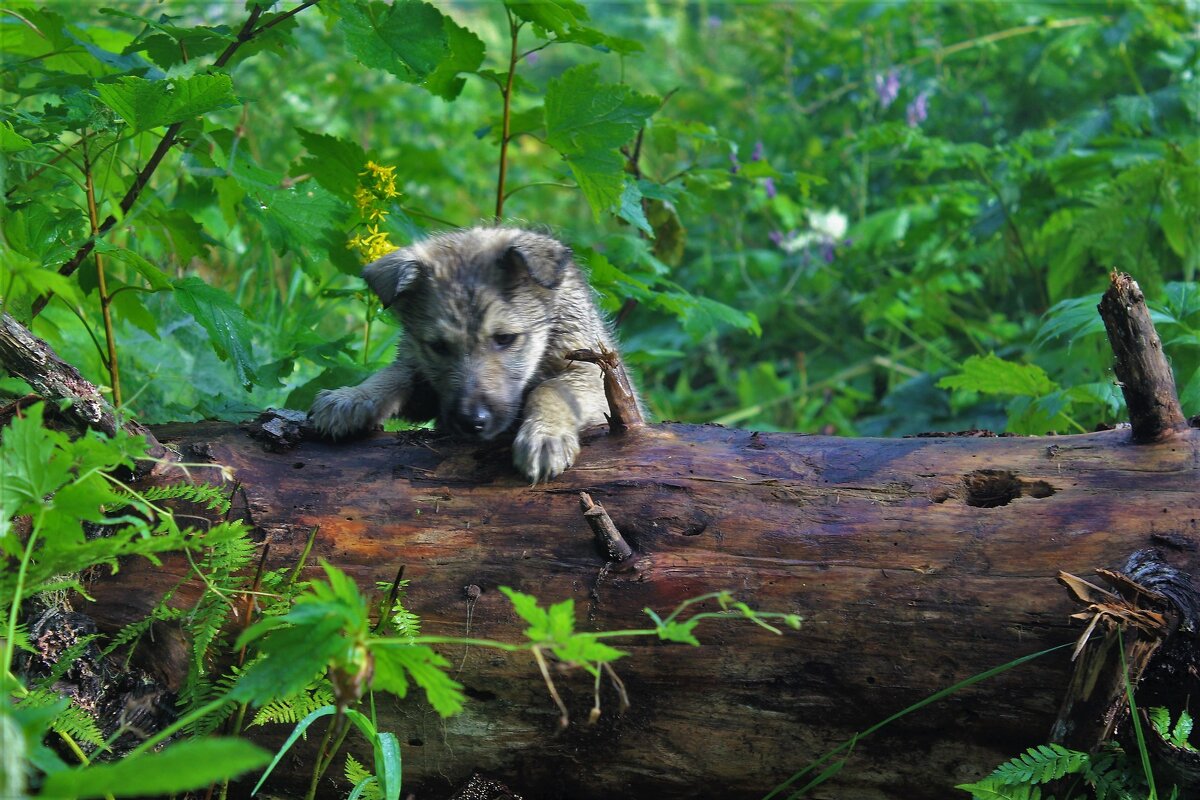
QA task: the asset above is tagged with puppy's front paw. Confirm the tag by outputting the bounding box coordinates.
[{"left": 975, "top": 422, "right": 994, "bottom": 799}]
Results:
[
  {"left": 513, "top": 418, "right": 580, "bottom": 484},
  {"left": 308, "top": 387, "right": 384, "bottom": 440}
]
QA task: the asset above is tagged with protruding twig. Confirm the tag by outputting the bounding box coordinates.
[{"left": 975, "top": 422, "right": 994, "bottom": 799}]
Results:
[
  {"left": 566, "top": 347, "right": 645, "bottom": 433},
  {"left": 579, "top": 492, "right": 633, "bottom": 563},
  {"left": 1098, "top": 271, "right": 1188, "bottom": 442},
  {"left": 0, "top": 311, "right": 166, "bottom": 471}
]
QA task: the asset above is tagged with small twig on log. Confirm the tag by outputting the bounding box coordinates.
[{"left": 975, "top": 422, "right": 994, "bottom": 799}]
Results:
[
  {"left": 0, "top": 311, "right": 166, "bottom": 470},
  {"left": 579, "top": 492, "right": 633, "bottom": 563},
  {"left": 566, "top": 347, "right": 644, "bottom": 433},
  {"left": 1098, "top": 271, "right": 1188, "bottom": 443}
]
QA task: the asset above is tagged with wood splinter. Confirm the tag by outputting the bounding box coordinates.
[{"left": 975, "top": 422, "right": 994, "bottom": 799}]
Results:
[
  {"left": 579, "top": 492, "right": 634, "bottom": 563},
  {"left": 1098, "top": 270, "right": 1188, "bottom": 443},
  {"left": 567, "top": 346, "right": 645, "bottom": 433}
]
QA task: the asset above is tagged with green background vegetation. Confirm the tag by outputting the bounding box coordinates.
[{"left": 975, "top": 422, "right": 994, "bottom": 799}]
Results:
[{"left": 2, "top": 1, "right": 1197, "bottom": 436}]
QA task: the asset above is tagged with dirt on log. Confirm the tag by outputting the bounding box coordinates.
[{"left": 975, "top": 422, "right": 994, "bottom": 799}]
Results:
[{"left": 80, "top": 417, "right": 1200, "bottom": 800}]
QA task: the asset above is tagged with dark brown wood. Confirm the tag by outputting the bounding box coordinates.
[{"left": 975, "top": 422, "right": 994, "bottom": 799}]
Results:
[
  {"left": 1098, "top": 271, "right": 1189, "bottom": 443},
  {"left": 79, "top": 419, "right": 1200, "bottom": 800},
  {"left": 566, "top": 347, "right": 645, "bottom": 431},
  {"left": 0, "top": 311, "right": 165, "bottom": 467}
]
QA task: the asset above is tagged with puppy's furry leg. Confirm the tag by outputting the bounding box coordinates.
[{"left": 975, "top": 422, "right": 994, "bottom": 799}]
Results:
[
  {"left": 308, "top": 357, "right": 412, "bottom": 439},
  {"left": 513, "top": 364, "right": 608, "bottom": 483}
]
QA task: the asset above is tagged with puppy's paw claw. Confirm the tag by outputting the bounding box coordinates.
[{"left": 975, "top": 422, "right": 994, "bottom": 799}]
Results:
[
  {"left": 308, "top": 387, "right": 383, "bottom": 440},
  {"left": 513, "top": 421, "right": 580, "bottom": 484}
]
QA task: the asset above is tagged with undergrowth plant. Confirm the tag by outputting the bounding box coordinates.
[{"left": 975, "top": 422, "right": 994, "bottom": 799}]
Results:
[{"left": 958, "top": 707, "right": 1194, "bottom": 799}]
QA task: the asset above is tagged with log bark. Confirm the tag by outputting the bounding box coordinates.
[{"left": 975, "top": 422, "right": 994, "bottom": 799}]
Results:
[{"left": 78, "top": 418, "right": 1200, "bottom": 800}]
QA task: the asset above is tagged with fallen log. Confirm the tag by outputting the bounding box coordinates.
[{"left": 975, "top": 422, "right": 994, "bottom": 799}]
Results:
[{"left": 78, "top": 416, "right": 1200, "bottom": 799}]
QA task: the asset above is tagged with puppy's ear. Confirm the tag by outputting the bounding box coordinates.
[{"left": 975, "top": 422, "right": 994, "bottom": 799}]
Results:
[
  {"left": 499, "top": 239, "right": 570, "bottom": 290},
  {"left": 362, "top": 250, "right": 422, "bottom": 307}
]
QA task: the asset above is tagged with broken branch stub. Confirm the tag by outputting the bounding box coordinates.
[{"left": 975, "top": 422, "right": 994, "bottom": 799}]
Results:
[
  {"left": 0, "top": 311, "right": 166, "bottom": 470},
  {"left": 1097, "top": 271, "right": 1188, "bottom": 443},
  {"left": 567, "top": 347, "right": 645, "bottom": 433}
]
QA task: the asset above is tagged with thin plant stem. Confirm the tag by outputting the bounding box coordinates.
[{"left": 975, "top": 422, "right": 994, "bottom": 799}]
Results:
[
  {"left": 494, "top": 9, "right": 521, "bottom": 222},
  {"left": 83, "top": 133, "right": 122, "bottom": 408}
]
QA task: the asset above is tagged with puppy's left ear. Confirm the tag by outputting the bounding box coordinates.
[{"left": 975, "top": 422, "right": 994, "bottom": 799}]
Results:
[
  {"left": 362, "top": 250, "right": 422, "bottom": 308},
  {"left": 499, "top": 239, "right": 571, "bottom": 290}
]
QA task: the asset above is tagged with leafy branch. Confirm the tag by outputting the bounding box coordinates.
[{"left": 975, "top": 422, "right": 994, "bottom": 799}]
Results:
[{"left": 29, "top": 0, "right": 320, "bottom": 318}]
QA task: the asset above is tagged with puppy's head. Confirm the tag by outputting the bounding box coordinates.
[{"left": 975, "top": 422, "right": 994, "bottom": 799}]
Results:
[{"left": 362, "top": 227, "right": 572, "bottom": 439}]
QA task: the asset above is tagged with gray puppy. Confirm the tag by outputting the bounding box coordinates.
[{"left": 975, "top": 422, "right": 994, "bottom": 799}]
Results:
[{"left": 308, "top": 227, "right": 622, "bottom": 483}]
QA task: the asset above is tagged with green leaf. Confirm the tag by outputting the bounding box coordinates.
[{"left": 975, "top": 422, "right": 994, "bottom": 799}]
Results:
[
  {"left": 93, "top": 241, "right": 172, "bottom": 290},
  {"left": 499, "top": 586, "right": 549, "bottom": 639},
  {"left": 171, "top": 276, "right": 259, "bottom": 389},
  {"left": 505, "top": 0, "right": 642, "bottom": 53},
  {"left": 423, "top": 14, "right": 486, "bottom": 100},
  {"left": 296, "top": 128, "right": 369, "bottom": 199},
  {"left": 372, "top": 643, "right": 464, "bottom": 717},
  {"left": 94, "top": 74, "right": 239, "bottom": 133},
  {"left": 938, "top": 355, "right": 1057, "bottom": 398},
  {"left": 655, "top": 618, "right": 702, "bottom": 646},
  {"left": 334, "top": 0, "right": 483, "bottom": 100},
  {"left": 40, "top": 738, "right": 269, "bottom": 799},
  {"left": 544, "top": 64, "right": 658, "bottom": 218},
  {"left": 0, "top": 121, "right": 34, "bottom": 152},
  {"left": 232, "top": 619, "right": 343, "bottom": 706},
  {"left": 616, "top": 182, "right": 653, "bottom": 237}
]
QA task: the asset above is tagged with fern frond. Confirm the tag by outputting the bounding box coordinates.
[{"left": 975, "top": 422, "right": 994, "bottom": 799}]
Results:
[
  {"left": 344, "top": 754, "right": 384, "bottom": 800},
  {"left": 251, "top": 682, "right": 335, "bottom": 727},
  {"left": 991, "top": 743, "right": 1088, "bottom": 785},
  {"left": 19, "top": 689, "right": 106, "bottom": 750},
  {"left": 120, "top": 483, "right": 232, "bottom": 514},
  {"left": 955, "top": 775, "right": 1043, "bottom": 799}
]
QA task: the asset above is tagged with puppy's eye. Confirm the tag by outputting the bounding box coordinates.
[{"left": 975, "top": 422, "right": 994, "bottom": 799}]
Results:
[
  {"left": 491, "top": 333, "right": 518, "bottom": 350},
  {"left": 428, "top": 339, "right": 451, "bottom": 357}
]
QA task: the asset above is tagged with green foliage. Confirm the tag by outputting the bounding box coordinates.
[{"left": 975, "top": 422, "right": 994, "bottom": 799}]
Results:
[
  {"left": 960, "top": 706, "right": 1195, "bottom": 800},
  {"left": 40, "top": 738, "right": 270, "bottom": 800}
]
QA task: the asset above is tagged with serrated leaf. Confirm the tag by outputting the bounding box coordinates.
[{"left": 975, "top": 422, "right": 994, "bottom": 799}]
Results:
[
  {"left": 1, "top": 121, "right": 34, "bottom": 152},
  {"left": 938, "top": 355, "right": 1057, "bottom": 398},
  {"left": 372, "top": 643, "right": 464, "bottom": 717},
  {"left": 40, "top": 738, "right": 269, "bottom": 799},
  {"left": 544, "top": 64, "right": 658, "bottom": 218},
  {"left": 93, "top": 241, "right": 172, "bottom": 290},
  {"left": 94, "top": 74, "right": 238, "bottom": 133},
  {"left": 334, "top": 0, "right": 483, "bottom": 100},
  {"left": 505, "top": 0, "right": 642, "bottom": 53},
  {"left": 617, "top": 181, "right": 653, "bottom": 237},
  {"left": 171, "top": 276, "right": 259, "bottom": 389},
  {"left": 296, "top": 128, "right": 369, "bottom": 199},
  {"left": 423, "top": 15, "right": 486, "bottom": 100}
]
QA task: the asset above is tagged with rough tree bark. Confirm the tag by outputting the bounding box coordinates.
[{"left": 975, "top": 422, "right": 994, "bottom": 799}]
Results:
[{"left": 4, "top": 273, "right": 1198, "bottom": 799}]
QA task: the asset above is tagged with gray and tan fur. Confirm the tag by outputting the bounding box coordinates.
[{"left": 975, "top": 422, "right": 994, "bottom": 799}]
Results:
[{"left": 308, "top": 227, "right": 623, "bottom": 483}]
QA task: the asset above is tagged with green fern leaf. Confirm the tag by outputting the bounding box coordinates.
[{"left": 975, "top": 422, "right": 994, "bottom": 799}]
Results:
[
  {"left": 992, "top": 743, "right": 1088, "bottom": 785},
  {"left": 956, "top": 775, "right": 1043, "bottom": 799}
]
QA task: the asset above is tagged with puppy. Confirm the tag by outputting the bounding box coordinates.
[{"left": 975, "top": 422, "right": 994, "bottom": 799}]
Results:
[{"left": 308, "top": 227, "right": 624, "bottom": 482}]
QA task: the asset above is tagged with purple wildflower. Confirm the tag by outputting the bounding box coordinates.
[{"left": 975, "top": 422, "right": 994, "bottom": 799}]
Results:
[
  {"left": 769, "top": 230, "right": 784, "bottom": 247},
  {"left": 707, "top": 15, "right": 722, "bottom": 29},
  {"left": 874, "top": 69, "right": 900, "bottom": 109},
  {"left": 751, "top": 140, "right": 765, "bottom": 162},
  {"left": 729, "top": 150, "right": 740, "bottom": 175},
  {"left": 525, "top": 51, "right": 540, "bottom": 66},
  {"left": 763, "top": 177, "right": 777, "bottom": 199},
  {"left": 907, "top": 89, "right": 930, "bottom": 128}
]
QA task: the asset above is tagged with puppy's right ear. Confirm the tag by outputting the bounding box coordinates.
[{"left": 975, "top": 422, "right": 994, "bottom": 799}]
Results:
[{"left": 362, "top": 250, "right": 422, "bottom": 308}]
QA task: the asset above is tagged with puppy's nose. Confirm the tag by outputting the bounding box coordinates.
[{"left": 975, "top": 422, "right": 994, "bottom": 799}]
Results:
[{"left": 459, "top": 405, "right": 492, "bottom": 434}]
